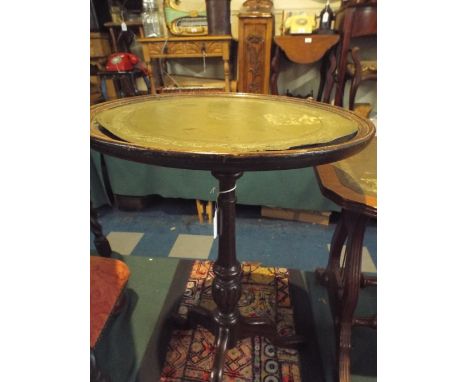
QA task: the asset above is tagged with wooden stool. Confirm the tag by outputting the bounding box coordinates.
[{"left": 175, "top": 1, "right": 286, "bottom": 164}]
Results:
[
  {"left": 314, "top": 137, "right": 377, "bottom": 382},
  {"left": 90, "top": 257, "right": 130, "bottom": 382}
]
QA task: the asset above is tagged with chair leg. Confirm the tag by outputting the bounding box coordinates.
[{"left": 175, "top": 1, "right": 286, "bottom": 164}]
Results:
[
  {"left": 91, "top": 202, "right": 111, "bottom": 258},
  {"left": 348, "top": 47, "right": 362, "bottom": 111},
  {"left": 322, "top": 47, "right": 338, "bottom": 104}
]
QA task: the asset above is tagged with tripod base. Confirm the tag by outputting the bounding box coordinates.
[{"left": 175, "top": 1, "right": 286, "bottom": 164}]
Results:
[{"left": 173, "top": 305, "right": 304, "bottom": 382}]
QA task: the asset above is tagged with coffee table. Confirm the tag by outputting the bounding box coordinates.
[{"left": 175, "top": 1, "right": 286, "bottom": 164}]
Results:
[
  {"left": 90, "top": 93, "right": 375, "bottom": 381},
  {"left": 315, "top": 137, "right": 377, "bottom": 382}
]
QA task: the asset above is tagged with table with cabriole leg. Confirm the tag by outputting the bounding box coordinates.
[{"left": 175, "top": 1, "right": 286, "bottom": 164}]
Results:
[{"left": 90, "top": 93, "right": 375, "bottom": 381}]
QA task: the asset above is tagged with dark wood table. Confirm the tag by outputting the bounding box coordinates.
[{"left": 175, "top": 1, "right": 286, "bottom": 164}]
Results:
[
  {"left": 315, "top": 137, "right": 377, "bottom": 382},
  {"left": 90, "top": 93, "right": 375, "bottom": 381},
  {"left": 270, "top": 34, "right": 340, "bottom": 99}
]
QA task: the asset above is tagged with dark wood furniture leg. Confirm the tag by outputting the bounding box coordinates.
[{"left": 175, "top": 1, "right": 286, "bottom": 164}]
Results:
[
  {"left": 91, "top": 349, "right": 111, "bottom": 382},
  {"left": 90, "top": 202, "right": 111, "bottom": 258},
  {"left": 270, "top": 45, "right": 281, "bottom": 95},
  {"left": 317, "top": 46, "right": 336, "bottom": 102},
  {"left": 316, "top": 209, "right": 376, "bottom": 382},
  {"left": 321, "top": 47, "right": 338, "bottom": 104},
  {"left": 175, "top": 170, "right": 303, "bottom": 382},
  {"left": 348, "top": 47, "right": 362, "bottom": 111}
]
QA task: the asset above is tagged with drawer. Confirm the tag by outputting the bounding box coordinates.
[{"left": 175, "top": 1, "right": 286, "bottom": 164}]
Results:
[{"left": 147, "top": 40, "right": 225, "bottom": 56}]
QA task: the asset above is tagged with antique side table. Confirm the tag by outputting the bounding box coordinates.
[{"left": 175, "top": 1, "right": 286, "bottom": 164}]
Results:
[
  {"left": 315, "top": 137, "right": 377, "bottom": 382},
  {"left": 90, "top": 93, "right": 375, "bottom": 381},
  {"left": 270, "top": 34, "right": 340, "bottom": 99},
  {"left": 138, "top": 36, "right": 232, "bottom": 94}
]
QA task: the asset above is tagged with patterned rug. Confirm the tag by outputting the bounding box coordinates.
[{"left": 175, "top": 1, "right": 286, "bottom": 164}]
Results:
[{"left": 160, "top": 261, "right": 302, "bottom": 382}]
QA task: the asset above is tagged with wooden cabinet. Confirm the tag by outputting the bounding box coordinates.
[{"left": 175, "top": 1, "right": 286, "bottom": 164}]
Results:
[{"left": 236, "top": 2, "right": 274, "bottom": 94}]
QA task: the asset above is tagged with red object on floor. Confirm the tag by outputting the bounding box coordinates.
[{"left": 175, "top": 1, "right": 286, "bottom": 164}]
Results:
[{"left": 90, "top": 257, "right": 130, "bottom": 348}]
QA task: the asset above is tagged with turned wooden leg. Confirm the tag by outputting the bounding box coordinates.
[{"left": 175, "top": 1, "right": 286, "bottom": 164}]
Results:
[
  {"left": 90, "top": 202, "right": 111, "bottom": 258},
  {"left": 206, "top": 201, "right": 213, "bottom": 224},
  {"left": 173, "top": 171, "right": 304, "bottom": 381},
  {"left": 195, "top": 200, "right": 204, "bottom": 224}
]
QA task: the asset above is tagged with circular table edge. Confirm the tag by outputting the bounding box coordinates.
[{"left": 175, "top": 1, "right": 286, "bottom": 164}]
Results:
[{"left": 90, "top": 93, "right": 376, "bottom": 172}]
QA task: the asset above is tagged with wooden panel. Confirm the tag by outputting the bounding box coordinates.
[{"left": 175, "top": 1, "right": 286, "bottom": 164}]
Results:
[
  {"left": 90, "top": 32, "right": 111, "bottom": 59},
  {"left": 237, "top": 16, "right": 274, "bottom": 94},
  {"left": 146, "top": 41, "right": 225, "bottom": 57}
]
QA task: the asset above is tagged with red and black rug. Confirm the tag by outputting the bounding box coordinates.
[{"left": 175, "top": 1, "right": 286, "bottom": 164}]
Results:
[{"left": 160, "top": 261, "right": 303, "bottom": 382}]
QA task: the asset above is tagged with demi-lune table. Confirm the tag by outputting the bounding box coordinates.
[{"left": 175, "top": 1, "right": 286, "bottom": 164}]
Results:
[{"left": 90, "top": 93, "right": 375, "bottom": 381}]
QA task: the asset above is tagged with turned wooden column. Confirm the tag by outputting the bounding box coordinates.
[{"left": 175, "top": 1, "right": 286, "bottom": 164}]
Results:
[
  {"left": 90, "top": 202, "right": 111, "bottom": 258},
  {"left": 237, "top": 0, "right": 274, "bottom": 94}
]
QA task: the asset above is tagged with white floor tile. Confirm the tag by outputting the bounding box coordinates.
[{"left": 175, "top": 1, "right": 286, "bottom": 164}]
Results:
[
  {"left": 169, "top": 234, "right": 213, "bottom": 259},
  {"left": 106, "top": 232, "right": 144, "bottom": 255}
]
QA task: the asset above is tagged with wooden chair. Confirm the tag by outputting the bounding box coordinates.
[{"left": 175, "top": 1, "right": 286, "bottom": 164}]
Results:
[
  {"left": 346, "top": 47, "right": 377, "bottom": 111},
  {"left": 322, "top": 0, "right": 377, "bottom": 109}
]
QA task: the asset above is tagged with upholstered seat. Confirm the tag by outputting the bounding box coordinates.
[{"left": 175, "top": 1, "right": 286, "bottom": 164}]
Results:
[
  {"left": 90, "top": 256, "right": 130, "bottom": 349},
  {"left": 346, "top": 60, "right": 377, "bottom": 76}
]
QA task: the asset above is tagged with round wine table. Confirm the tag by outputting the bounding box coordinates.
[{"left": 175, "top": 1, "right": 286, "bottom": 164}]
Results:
[
  {"left": 90, "top": 93, "right": 375, "bottom": 382},
  {"left": 314, "top": 137, "right": 377, "bottom": 382}
]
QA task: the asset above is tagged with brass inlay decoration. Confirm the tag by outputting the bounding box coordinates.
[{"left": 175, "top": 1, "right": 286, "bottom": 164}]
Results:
[{"left": 94, "top": 95, "right": 359, "bottom": 154}]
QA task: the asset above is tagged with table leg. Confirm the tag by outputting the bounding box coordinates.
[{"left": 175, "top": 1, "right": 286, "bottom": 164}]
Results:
[
  {"left": 90, "top": 202, "right": 111, "bottom": 258},
  {"left": 223, "top": 58, "right": 230, "bottom": 92},
  {"left": 318, "top": 46, "right": 337, "bottom": 104},
  {"left": 174, "top": 170, "right": 304, "bottom": 382},
  {"left": 316, "top": 209, "right": 373, "bottom": 382}
]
